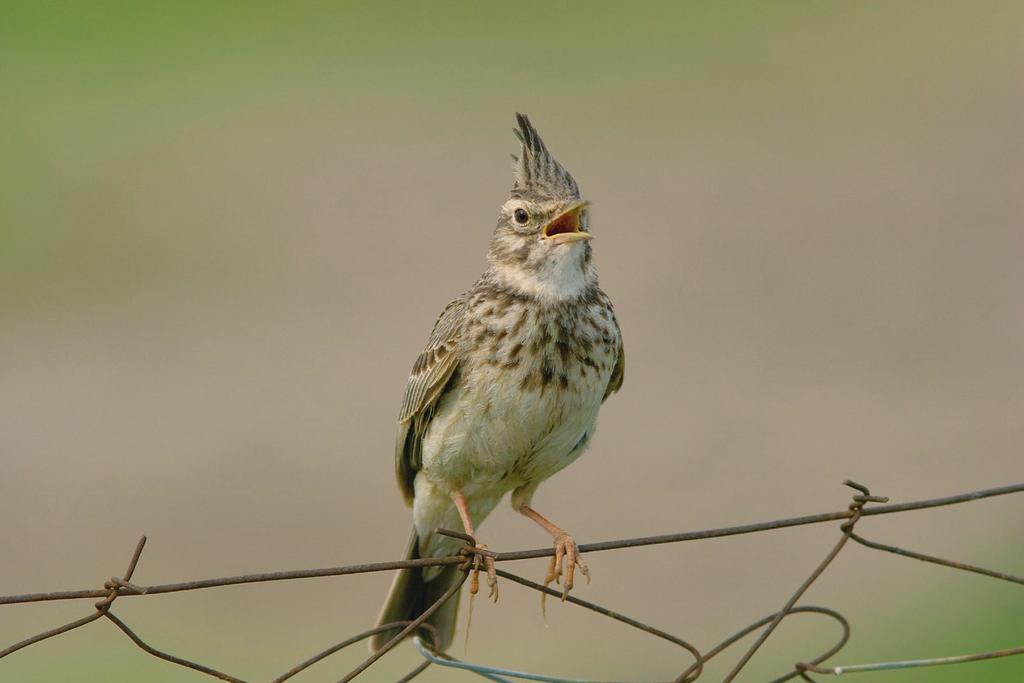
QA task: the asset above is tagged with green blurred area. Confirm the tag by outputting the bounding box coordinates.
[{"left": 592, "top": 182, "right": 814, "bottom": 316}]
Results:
[
  {"left": 2, "top": 2, "right": 1022, "bottom": 681},
  {"left": 6, "top": 1, "right": 1015, "bottom": 316}
]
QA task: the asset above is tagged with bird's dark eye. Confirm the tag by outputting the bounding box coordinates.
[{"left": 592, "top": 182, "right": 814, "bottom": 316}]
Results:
[{"left": 513, "top": 208, "right": 529, "bottom": 225}]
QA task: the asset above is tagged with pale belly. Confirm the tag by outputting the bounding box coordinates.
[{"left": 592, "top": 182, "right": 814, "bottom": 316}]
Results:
[
  {"left": 411, "top": 294, "right": 620, "bottom": 561},
  {"left": 420, "top": 360, "right": 606, "bottom": 499},
  {"left": 413, "top": 361, "right": 607, "bottom": 562}
]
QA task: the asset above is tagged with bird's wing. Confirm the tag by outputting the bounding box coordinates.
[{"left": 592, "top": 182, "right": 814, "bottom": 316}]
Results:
[
  {"left": 395, "top": 294, "right": 468, "bottom": 505},
  {"left": 604, "top": 331, "right": 625, "bottom": 401}
]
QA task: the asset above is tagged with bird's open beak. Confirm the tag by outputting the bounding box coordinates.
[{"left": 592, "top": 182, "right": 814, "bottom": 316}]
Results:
[{"left": 543, "top": 200, "right": 593, "bottom": 245}]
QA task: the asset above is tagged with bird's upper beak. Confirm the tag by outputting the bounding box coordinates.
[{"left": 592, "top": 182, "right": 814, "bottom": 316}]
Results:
[{"left": 543, "top": 200, "right": 593, "bottom": 245}]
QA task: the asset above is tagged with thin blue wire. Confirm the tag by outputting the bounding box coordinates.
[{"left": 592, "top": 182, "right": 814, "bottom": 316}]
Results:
[{"left": 413, "top": 637, "right": 601, "bottom": 683}]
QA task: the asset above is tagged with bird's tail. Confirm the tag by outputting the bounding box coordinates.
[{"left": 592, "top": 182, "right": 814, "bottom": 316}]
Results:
[{"left": 369, "top": 529, "right": 462, "bottom": 653}]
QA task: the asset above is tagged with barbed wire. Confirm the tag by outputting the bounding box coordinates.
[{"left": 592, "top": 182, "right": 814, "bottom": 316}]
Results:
[{"left": 2, "top": 480, "right": 1022, "bottom": 682}]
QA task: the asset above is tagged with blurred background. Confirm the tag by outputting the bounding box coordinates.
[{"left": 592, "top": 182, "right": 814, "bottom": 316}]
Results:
[{"left": 2, "top": 2, "right": 1022, "bottom": 681}]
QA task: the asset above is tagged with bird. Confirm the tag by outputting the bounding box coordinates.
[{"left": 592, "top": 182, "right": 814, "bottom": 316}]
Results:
[{"left": 370, "top": 114, "right": 624, "bottom": 653}]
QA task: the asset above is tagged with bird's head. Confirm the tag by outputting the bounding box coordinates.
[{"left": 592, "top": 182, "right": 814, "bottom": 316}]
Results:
[{"left": 487, "top": 114, "right": 596, "bottom": 301}]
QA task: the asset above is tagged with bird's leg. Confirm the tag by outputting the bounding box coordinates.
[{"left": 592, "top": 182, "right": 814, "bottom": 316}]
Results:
[
  {"left": 451, "top": 491, "right": 498, "bottom": 601},
  {"left": 519, "top": 505, "right": 590, "bottom": 601}
]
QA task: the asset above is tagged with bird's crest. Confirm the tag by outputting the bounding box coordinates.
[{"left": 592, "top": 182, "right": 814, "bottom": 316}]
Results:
[{"left": 511, "top": 113, "right": 580, "bottom": 200}]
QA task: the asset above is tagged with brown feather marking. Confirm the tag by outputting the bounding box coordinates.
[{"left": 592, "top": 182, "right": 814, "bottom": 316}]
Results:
[{"left": 603, "top": 341, "right": 625, "bottom": 401}]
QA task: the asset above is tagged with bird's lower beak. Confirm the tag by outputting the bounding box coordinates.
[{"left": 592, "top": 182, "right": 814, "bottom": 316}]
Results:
[{"left": 543, "top": 201, "right": 593, "bottom": 245}]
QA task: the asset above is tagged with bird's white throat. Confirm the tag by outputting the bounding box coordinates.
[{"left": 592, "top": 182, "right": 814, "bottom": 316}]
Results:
[{"left": 489, "top": 243, "right": 595, "bottom": 302}]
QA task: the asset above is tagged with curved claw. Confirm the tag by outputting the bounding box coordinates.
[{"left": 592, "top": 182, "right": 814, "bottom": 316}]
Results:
[
  {"left": 465, "top": 543, "right": 499, "bottom": 603},
  {"left": 541, "top": 532, "right": 589, "bottom": 614}
]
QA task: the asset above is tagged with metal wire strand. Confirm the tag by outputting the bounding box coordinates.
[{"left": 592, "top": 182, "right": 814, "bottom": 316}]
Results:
[
  {"left": 1, "top": 536, "right": 146, "bottom": 658},
  {"left": 799, "top": 644, "right": 1024, "bottom": 675},
  {"left": 102, "top": 610, "right": 245, "bottom": 683},
  {"left": 848, "top": 531, "right": 1024, "bottom": 585},
  {"left": 718, "top": 481, "right": 881, "bottom": 683},
  {"left": 674, "top": 606, "right": 849, "bottom": 683},
  {"left": 1, "top": 481, "right": 1021, "bottom": 683},
  {"left": 337, "top": 571, "right": 469, "bottom": 682},
  {"left": 271, "top": 622, "right": 440, "bottom": 683}
]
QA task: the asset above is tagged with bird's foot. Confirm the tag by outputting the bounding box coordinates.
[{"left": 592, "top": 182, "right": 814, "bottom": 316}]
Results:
[
  {"left": 463, "top": 543, "right": 498, "bottom": 602},
  {"left": 541, "top": 531, "right": 589, "bottom": 614}
]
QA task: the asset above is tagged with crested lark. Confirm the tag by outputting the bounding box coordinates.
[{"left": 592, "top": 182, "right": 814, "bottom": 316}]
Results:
[{"left": 371, "top": 114, "right": 624, "bottom": 652}]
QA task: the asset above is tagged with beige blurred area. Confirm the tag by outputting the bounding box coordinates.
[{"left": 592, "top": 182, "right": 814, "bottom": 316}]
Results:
[{"left": 2, "top": 3, "right": 1022, "bottom": 682}]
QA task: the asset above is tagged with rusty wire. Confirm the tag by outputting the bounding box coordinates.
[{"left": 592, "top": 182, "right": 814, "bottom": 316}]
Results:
[{"left": 1, "top": 480, "right": 1022, "bottom": 682}]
